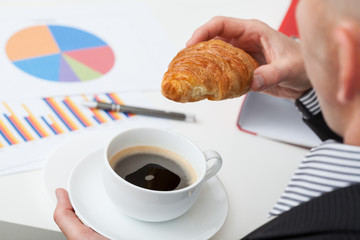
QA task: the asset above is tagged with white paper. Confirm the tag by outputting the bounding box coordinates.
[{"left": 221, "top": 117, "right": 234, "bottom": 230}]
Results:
[
  {"left": 0, "top": 91, "right": 171, "bottom": 175},
  {"left": 238, "top": 92, "right": 321, "bottom": 148},
  {"left": 0, "top": 2, "right": 176, "bottom": 175},
  {"left": 0, "top": 3, "right": 176, "bottom": 100}
]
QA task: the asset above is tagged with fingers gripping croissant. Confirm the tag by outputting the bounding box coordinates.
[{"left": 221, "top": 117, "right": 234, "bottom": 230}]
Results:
[{"left": 161, "top": 39, "right": 258, "bottom": 102}]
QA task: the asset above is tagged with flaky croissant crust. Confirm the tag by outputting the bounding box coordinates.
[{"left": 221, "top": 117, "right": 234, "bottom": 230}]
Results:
[{"left": 161, "top": 39, "right": 258, "bottom": 102}]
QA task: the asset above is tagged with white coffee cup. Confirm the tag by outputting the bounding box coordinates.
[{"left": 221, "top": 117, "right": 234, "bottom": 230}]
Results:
[{"left": 102, "top": 127, "right": 222, "bottom": 222}]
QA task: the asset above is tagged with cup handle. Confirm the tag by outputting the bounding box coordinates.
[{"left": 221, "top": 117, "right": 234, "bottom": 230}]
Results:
[{"left": 203, "top": 150, "right": 222, "bottom": 182}]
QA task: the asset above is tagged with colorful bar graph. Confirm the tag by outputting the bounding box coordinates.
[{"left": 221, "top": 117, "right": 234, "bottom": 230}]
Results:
[
  {"left": 49, "top": 115, "right": 65, "bottom": 134},
  {"left": 0, "top": 118, "right": 19, "bottom": 145},
  {"left": 82, "top": 95, "right": 107, "bottom": 124},
  {"left": 41, "top": 115, "right": 64, "bottom": 135},
  {"left": 23, "top": 104, "right": 50, "bottom": 138},
  {"left": 106, "top": 93, "right": 133, "bottom": 117},
  {"left": 106, "top": 92, "right": 125, "bottom": 104},
  {"left": 41, "top": 116, "right": 56, "bottom": 135},
  {"left": 3, "top": 102, "right": 34, "bottom": 142},
  {"left": 94, "top": 95, "right": 121, "bottom": 120},
  {"left": 0, "top": 92, "right": 141, "bottom": 150},
  {"left": 44, "top": 97, "right": 79, "bottom": 131},
  {"left": 63, "top": 96, "right": 93, "bottom": 127}
]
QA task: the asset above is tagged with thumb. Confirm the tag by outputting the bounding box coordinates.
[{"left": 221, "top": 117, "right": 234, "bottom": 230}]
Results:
[
  {"left": 251, "top": 64, "right": 281, "bottom": 91},
  {"left": 54, "top": 189, "right": 85, "bottom": 239}
]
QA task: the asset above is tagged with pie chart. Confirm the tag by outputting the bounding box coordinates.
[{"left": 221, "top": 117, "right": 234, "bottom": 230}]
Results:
[{"left": 6, "top": 25, "right": 115, "bottom": 82}]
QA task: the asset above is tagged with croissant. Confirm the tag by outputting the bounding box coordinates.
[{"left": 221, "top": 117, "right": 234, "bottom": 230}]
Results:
[{"left": 161, "top": 39, "right": 258, "bottom": 102}]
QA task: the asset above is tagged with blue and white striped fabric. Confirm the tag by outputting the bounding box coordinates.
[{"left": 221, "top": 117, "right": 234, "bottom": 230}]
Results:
[
  {"left": 298, "top": 89, "right": 321, "bottom": 115},
  {"left": 269, "top": 88, "right": 360, "bottom": 216},
  {"left": 269, "top": 140, "right": 360, "bottom": 216}
]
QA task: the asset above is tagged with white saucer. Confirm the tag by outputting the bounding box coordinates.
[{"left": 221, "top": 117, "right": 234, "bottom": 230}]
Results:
[
  {"left": 43, "top": 128, "right": 118, "bottom": 204},
  {"left": 69, "top": 149, "right": 228, "bottom": 240}
]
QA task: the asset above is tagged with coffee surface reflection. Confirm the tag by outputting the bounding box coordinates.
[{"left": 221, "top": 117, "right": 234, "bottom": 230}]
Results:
[{"left": 110, "top": 146, "right": 196, "bottom": 191}]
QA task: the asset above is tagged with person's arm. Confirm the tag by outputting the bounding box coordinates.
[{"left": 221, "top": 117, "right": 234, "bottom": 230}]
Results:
[
  {"left": 295, "top": 89, "right": 343, "bottom": 142},
  {"left": 187, "top": 17, "right": 342, "bottom": 142}
]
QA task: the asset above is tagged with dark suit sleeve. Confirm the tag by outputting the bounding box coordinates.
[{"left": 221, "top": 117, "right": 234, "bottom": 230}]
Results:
[
  {"left": 295, "top": 89, "right": 343, "bottom": 142},
  {"left": 241, "top": 183, "right": 360, "bottom": 240}
]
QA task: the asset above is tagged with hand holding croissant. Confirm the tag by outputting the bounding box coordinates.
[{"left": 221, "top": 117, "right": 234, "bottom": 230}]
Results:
[{"left": 161, "top": 39, "right": 258, "bottom": 103}]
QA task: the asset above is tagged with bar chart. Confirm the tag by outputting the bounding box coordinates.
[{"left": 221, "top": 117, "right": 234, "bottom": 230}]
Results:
[{"left": 0, "top": 92, "right": 134, "bottom": 149}]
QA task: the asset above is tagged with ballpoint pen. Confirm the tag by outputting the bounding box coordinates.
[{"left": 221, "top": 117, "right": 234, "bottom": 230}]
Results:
[{"left": 83, "top": 101, "right": 196, "bottom": 122}]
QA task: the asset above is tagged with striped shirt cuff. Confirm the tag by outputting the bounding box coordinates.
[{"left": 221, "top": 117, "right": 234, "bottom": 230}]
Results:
[{"left": 298, "top": 89, "right": 321, "bottom": 116}]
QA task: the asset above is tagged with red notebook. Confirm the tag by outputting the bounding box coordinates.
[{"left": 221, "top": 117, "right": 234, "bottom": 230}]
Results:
[{"left": 237, "top": 0, "right": 321, "bottom": 148}]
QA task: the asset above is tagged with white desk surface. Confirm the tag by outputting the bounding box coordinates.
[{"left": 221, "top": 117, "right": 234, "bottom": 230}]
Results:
[{"left": 0, "top": 0, "right": 310, "bottom": 239}]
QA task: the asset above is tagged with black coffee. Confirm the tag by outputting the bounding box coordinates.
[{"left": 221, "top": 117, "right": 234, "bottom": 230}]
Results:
[{"left": 110, "top": 146, "right": 196, "bottom": 191}]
